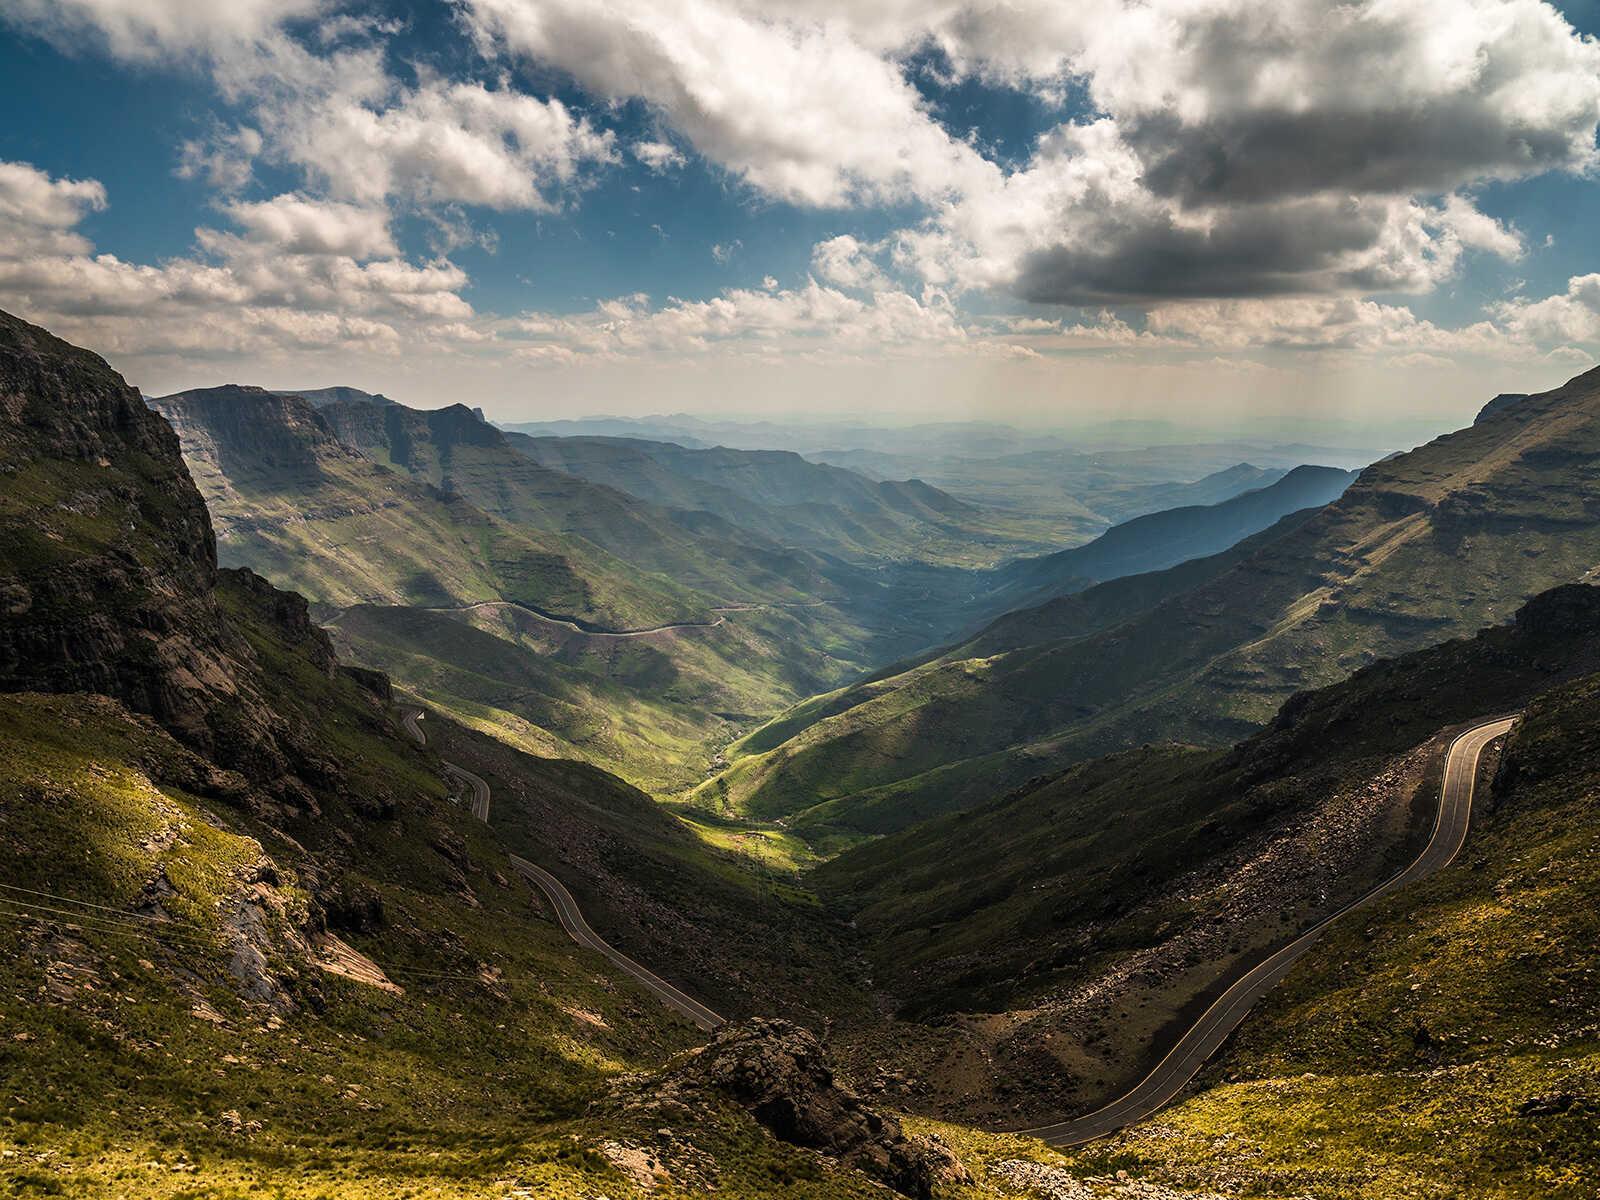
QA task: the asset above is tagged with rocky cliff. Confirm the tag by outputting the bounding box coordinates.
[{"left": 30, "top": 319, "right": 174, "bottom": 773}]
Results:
[{"left": 0, "top": 308, "right": 369, "bottom": 809}]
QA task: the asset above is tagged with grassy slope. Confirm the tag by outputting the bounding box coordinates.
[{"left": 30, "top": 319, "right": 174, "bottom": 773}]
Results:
[
  {"left": 508, "top": 433, "right": 1071, "bottom": 567},
  {"left": 327, "top": 593, "right": 868, "bottom": 794},
  {"left": 712, "top": 367, "right": 1600, "bottom": 838},
  {"left": 154, "top": 389, "right": 890, "bottom": 791},
  {"left": 0, "top": 585, "right": 905, "bottom": 1200},
  {"left": 153, "top": 387, "right": 711, "bottom": 631},
  {"left": 813, "top": 585, "right": 1600, "bottom": 1126},
  {"left": 0, "top": 690, "right": 885, "bottom": 1200},
  {"left": 1064, "top": 664, "right": 1600, "bottom": 1199},
  {"left": 692, "top": 506, "right": 1329, "bottom": 838}
]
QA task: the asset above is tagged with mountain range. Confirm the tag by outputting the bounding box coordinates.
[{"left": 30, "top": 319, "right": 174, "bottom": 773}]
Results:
[
  {"left": 702, "top": 365, "right": 1600, "bottom": 842},
  {"left": 5, "top": 306, "right": 1600, "bottom": 1198},
  {"left": 149, "top": 383, "right": 1361, "bottom": 796}
]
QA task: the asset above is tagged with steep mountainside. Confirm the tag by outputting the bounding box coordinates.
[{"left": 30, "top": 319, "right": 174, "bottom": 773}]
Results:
[
  {"left": 0, "top": 307, "right": 1007, "bottom": 1200},
  {"left": 508, "top": 434, "right": 1065, "bottom": 566},
  {"left": 706, "top": 366, "right": 1600, "bottom": 837},
  {"left": 152, "top": 386, "right": 712, "bottom": 630},
  {"left": 1056, "top": 616, "right": 1600, "bottom": 1198},
  {"left": 0, "top": 313, "right": 324, "bottom": 778},
  {"left": 319, "top": 400, "right": 846, "bottom": 605},
  {"left": 816, "top": 585, "right": 1600, "bottom": 1127}
]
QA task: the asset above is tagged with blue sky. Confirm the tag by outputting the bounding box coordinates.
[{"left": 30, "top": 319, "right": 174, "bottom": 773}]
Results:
[{"left": 1, "top": 0, "right": 1599, "bottom": 438}]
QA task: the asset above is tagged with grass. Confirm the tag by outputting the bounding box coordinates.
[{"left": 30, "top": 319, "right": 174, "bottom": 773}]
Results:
[
  {"left": 706, "top": 367, "right": 1600, "bottom": 840},
  {"left": 813, "top": 584, "right": 1600, "bottom": 1126},
  {"left": 1055, "top": 665, "right": 1600, "bottom": 1197}
]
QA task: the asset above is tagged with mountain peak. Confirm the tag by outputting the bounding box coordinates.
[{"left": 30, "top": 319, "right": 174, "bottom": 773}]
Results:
[
  {"left": 151, "top": 385, "right": 347, "bottom": 476},
  {"left": 1474, "top": 392, "right": 1530, "bottom": 424}
]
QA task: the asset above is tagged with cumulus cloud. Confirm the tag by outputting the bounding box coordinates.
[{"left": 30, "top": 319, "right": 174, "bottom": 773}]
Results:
[
  {"left": 455, "top": 0, "right": 1596, "bottom": 306},
  {"left": 0, "top": 159, "right": 474, "bottom": 367},
  {"left": 175, "top": 126, "right": 264, "bottom": 193},
  {"left": 3, "top": 0, "right": 1598, "bottom": 383},
  {"left": 511, "top": 281, "right": 968, "bottom": 362},
  {"left": 271, "top": 79, "right": 618, "bottom": 211},
  {"left": 222, "top": 194, "right": 397, "bottom": 258},
  {"left": 0, "top": 0, "right": 329, "bottom": 60},
  {"left": 810, "top": 235, "right": 889, "bottom": 291},
  {"left": 632, "top": 140, "right": 685, "bottom": 172},
  {"left": 1143, "top": 297, "right": 1514, "bottom": 357},
  {"left": 0, "top": 160, "right": 107, "bottom": 257},
  {"left": 1496, "top": 274, "right": 1600, "bottom": 344},
  {"left": 459, "top": 0, "right": 998, "bottom": 207}
]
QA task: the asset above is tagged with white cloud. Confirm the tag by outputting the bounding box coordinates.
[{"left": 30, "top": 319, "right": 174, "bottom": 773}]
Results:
[
  {"left": 632, "top": 140, "right": 685, "bottom": 172},
  {"left": 0, "top": 159, "right": 474, "bottom": 367},
  {"left": 1496, "top": 274, "right": 1600, "bottom": 344},
  {"left": 3, "top": 0, "right": 1597, "bottom": 390},
  {"left": 0, "top": 160, "right": 106, "bottom": 257},
  {"left": 1435, "top": 195, "right": 1525, "bottom": 262},
  {"left": 0, "top": 0, "right": 329, "bottom": 60},
  {"left": 511, "top": 280, "right": 968, "bottom": 362},
  {"left": 1144, "top": 297, "right": 1516, "bottom": 358},
  {"left": 175, "top": 126, "right": 263, "bottom": 193},
  {"left": 460, "top": 0, "right": 998, "bottom": 207},
  {"left": 810, "top": 235, "right": 889, "bottom": 291},
  {"left": 269, "top": 78, "right": 619, "bottom": 212},
  {"left": 222, "top": 194, "right": 397, "bottom": 258}
]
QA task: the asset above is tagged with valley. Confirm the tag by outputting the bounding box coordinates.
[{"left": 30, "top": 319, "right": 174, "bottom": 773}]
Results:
[
  {"left": 4, "top": 307, "right": 1599, "bottom": 1200},
  {"left": 10, "top": 4, "right": 1600, "bottom": 1198},
  {"left": 703, "top": 374, "right": 1600, "bottom": 844}
]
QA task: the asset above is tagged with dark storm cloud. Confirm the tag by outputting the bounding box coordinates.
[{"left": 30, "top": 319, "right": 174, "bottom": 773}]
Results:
[{"left": 1011, "top": 195, "right": 1421, "bottom": 306}]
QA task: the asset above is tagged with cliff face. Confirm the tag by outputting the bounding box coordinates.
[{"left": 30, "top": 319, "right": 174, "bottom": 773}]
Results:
[
  {"left": 0, "top": 308, "right": 229, "bottom": 740},
  {"left": 153, "top": 385, "right": 359, "bottom": 489},
  {"left": 0, "top": 309, "right": 347, "bottom": 805}
]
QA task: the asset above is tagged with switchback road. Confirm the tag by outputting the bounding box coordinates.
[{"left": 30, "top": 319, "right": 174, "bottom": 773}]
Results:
[
  {"left": 507, "top": 853, "right": 725, "bottom": 1032},
  {"left": 1023, "top": 714, "right": 1517, "bottom": 1148},
  {"left": 399, "top": 705, "right": 722, "bottom": 1030},
  {"left": 401, "top": 708, "right": 489, "bottom": 820}
]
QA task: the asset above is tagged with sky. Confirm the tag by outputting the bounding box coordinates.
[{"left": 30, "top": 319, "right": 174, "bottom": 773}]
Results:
[{"left": 1, "top": 0, "right": 1600, "bottom": 439}]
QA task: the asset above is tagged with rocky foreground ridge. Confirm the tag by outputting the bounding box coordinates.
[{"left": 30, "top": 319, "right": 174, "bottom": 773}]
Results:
[{"left": 608, "top": 1018, "right": 970, "bottom": 1197}]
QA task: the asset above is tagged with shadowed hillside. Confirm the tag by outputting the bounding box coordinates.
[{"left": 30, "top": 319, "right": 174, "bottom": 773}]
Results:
[
  {"left": 705, "top": 365, "right": 1600, "bottom": 839},
  {"left": 817, "top": 584, "right": 1600, "bottom": 1127}
]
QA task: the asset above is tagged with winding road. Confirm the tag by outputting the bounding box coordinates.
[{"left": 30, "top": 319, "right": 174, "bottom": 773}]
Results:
[
  {"left": 419, "top": 600, "right": 728, "bottom": 638},
  {"left": 398, "top": 705, "right": 722, "bottom": 1030},
  {"left": 1021, "top": 714, "right": 1517, "bottom": 1148},
  {"left": 398, "top": 703, "right": 1513, "bottom": 1132},
  {"left": 506, "top": 853, "right": 725, "bottom": 1032}
]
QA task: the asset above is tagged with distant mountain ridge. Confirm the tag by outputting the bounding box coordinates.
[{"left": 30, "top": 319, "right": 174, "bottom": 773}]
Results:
[
  {"left": 702, "top": 365, "right": 1600, "bottom": 838},
  {"left": 991, "top": 463, "right": 1359, "bottom": 607},
  {"left": 503, "top": 432, "right": 1068, "bottom": 568},
  {"left": 272, "top": 384, "right": 397, "bottom": 408}
]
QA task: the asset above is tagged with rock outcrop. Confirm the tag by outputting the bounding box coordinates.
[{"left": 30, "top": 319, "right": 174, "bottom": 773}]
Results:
[
  {"left": 615, "top": 1019, "right": 968, "bottom": 1198},
  {"left": 0, "top": 307, "right": 231, "bottom": 742},
  {"left": 0, "top": 307, "right": 393, "bottom": 814}
]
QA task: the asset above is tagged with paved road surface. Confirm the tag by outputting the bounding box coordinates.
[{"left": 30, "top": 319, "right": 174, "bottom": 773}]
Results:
[
  {"left": 1022, "top": 714, "right": 1517, "bottom": 1148},
  {"left": 399, "top": 705, "right": 721, "bottom": 1030},
  {"left": 508, "top": 853, "right": 725, "bottom": 1032},
  {"left": 378, "top": 597, "right": 833, "bottom": 641},
  {"left": 420, "top": 600, "right": 727, "bottom": 638},
  {"left": 401, "top": 707, "right": 489, "bottom": 820}
]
